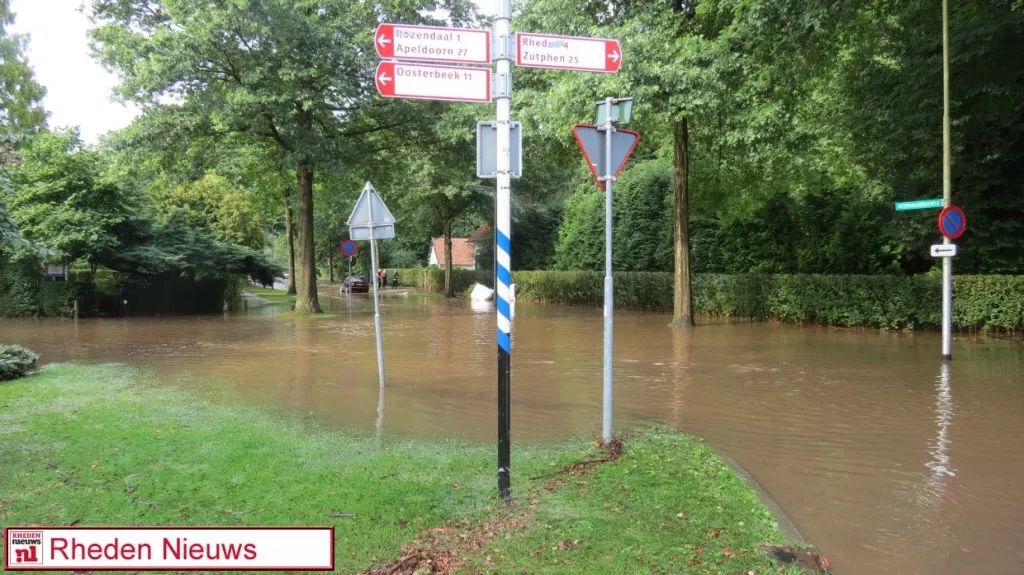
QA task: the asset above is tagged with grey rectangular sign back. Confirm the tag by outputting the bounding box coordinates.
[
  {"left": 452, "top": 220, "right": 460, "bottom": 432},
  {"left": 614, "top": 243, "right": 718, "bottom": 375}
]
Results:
[{"left": 476, "top": 121, "right": 523, "bottom": 179}]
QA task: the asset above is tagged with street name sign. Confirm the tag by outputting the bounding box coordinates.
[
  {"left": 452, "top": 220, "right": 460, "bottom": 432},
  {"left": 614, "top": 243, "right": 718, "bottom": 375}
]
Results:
[
  {"left": 347, "top": 182, "right": 396, "bottom": 240},
  {"left": 476, "top": 121, "right": 523, "bottom": 178},
  {"left": 895, "top": 198, "right": 943, "bottom": 211},
  {"left": 938, "top": 205, "right": 966, "bottom": 240},
  {"left": 374, "top": 62, "right": 491, "bottom": 103},
  {"left": 572, "top": 124, "right": 640, "bottom": 191},
  {"left": 374, "top": 23, "right": 490, "bottom": 65},
  {"left": 515, "top": 33, "right": 622, "bottom": 73},
  {"left": 930, "top": 244, "right": 957, "bottom": 258}
]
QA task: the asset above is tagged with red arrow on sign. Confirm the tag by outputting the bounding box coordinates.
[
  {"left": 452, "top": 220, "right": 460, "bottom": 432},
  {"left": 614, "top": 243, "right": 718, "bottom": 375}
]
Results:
[
  {"left": 374, "top": 61, "right": 491, "bottom": 103},
  {"left": 516, "top": 33, "right": 622, "bottom": 73},
  {"left": 375, "top": 23, "right": 395, "bottom": 59}
]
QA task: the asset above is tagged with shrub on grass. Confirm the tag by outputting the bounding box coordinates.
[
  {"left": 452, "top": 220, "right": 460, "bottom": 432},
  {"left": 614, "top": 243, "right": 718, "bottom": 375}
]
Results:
[{"left": 0, "top": 345, "right": 40, "bottom": 381}]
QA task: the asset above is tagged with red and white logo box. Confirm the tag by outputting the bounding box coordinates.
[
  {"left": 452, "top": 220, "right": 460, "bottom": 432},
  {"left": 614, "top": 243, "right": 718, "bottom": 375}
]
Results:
[{"left": 3, "top": 526, "right": 334, "bottom": 571}]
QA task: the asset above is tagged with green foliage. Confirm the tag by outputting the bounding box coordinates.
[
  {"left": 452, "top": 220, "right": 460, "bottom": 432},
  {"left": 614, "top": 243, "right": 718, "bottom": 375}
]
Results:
[
  {"left": 148, "top": 174, "right": 265, "bottom": 249},
  {"left": 106, "top": 215, "right": 281, "bottom": 286},
  {"left": 513, "top": 271, "right": 1024, "bottom": 332},
  {"left": 0, "top": 251, "right": 45, "bottom": 316},
  {"left": 7, "top": 129, "right": 130, "bottom": 266},
  {"left": 556, "top": 159, "right": 902, "bottom": 275},
  {"left": 553, "top": 187, "right": 605, "bottom": 271},
  {"left": 0, "top": 344, "right": 38, "bottom": 382},
  {"left": 0, "top": 1, "right": 47, "bottom": 137}
]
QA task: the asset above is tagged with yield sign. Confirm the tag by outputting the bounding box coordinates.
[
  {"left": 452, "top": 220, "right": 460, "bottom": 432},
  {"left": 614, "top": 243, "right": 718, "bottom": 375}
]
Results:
[
  {"left": 572, "top": 124, "right": 641, "bottom": 191},
  {"left": 347, "top": 182, "right": 396, "bottom": 240}
]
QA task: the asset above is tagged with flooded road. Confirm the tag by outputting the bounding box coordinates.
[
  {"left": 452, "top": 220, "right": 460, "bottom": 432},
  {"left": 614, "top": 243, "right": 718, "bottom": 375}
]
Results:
[{"left": 3, "top": 289, "right": 1023, "bottom": 574}]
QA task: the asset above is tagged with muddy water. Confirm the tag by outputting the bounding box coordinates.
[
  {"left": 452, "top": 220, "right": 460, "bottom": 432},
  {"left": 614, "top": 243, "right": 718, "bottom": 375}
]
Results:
[{"left": 2, "top": 288, "right": 1023, "bottom": 575}]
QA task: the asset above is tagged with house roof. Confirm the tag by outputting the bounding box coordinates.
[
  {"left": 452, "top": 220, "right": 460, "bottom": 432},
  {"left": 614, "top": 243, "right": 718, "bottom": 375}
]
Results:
[
  {"left": 431, "top": 237, "right": 476, "bottom": 267},
  {"left": 467, "top": 224, "right": 491, "bottom": 243}
]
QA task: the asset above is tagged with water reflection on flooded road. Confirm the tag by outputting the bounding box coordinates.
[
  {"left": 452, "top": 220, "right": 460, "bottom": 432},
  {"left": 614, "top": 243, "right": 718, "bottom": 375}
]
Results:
[{"left": 3, "top": 288, "right": 1023, "bottom": 574}]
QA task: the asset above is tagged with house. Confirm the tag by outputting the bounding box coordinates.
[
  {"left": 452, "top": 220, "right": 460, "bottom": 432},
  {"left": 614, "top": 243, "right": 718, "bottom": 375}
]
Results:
[
  {"left": 427, "top": 225, "right": 493, "bottom": 270},
  {"left": 467, "top": 224, "right": 492, "bottom": 264},
  {"left": 428, "top": 237, "right": 476, "bottom": 270}
]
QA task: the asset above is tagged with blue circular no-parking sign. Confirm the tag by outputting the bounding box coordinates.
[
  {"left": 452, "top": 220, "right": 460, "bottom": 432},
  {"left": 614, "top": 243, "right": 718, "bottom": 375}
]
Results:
[
  {"left": 938, "top": 206, "right": 966, "bottom": 240},
  {"left": 340, "top": 239, "right": 358, "bottom": 257}
]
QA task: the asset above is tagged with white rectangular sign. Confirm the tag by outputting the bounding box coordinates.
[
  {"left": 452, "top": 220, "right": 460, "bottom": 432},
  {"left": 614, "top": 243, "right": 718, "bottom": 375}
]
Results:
[
  {"left": 4, "top": 527, "right": 334, "bottom": 571},
  {"left": 515, "top": 32, "right": 622, "bottom": 73},
  {"left": 375, "top": 61, "right": 491, "bottom": 103},
  {"left": 375, "top": 23, "right": 490, "bottom": 64},
  {"left": 930, "top": 243, "right": 957, "bottom": 258}
]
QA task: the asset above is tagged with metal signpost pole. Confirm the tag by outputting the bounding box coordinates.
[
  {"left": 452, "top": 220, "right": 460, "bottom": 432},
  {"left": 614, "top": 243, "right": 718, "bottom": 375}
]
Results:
[
  {"left": 494, "top": 0, "right": 513, "bottom": 500},
  {"left": 602, "top": 97, "right": 615, "bottom": 443},
  {"left": 368, "top": 198, "right": 386, "bottom": 387},
  {"left": 941, "top": 0, "right": 952, "bottom": 361}
]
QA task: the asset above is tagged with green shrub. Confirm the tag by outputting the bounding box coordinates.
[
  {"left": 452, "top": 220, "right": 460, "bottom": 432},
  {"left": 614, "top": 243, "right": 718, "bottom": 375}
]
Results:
[
  {"left": 0, "top": 345, "right": 39, "bottom": 381},
  {"left": 511, "top": 271, "right": 1024, "bottom": 332}
]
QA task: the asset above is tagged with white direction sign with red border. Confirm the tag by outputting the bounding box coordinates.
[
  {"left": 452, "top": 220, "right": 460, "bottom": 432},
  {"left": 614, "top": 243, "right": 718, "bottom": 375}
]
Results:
[
  {"left": 375, "top": 23, "right": 490, "bottom": 65},
  {"left": 375, "top": 61, "right": 491, "bottom": 103},
  {"left": 515, "top": 32, "right": 622, "bottom": 73}
]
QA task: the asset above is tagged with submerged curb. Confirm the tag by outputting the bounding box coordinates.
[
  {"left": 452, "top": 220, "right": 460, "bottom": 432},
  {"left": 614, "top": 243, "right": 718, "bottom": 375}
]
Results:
[{"left": 719, "top": 454, "right": 807, "bottom": 546}]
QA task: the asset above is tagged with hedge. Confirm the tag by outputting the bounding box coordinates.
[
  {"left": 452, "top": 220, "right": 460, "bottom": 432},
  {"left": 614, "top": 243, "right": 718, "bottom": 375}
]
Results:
[
  {"left": 391, "top": 267, "right": 492, "bottom": 295},
  {"left": 512, "top": 271, "right": 1024, "bottom": 332}
]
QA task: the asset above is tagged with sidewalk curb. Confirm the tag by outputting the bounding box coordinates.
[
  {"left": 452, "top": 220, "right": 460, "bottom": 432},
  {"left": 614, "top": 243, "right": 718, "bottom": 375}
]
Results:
[{"left": 719, "top": 454, "right": 807, "bottom": 546}]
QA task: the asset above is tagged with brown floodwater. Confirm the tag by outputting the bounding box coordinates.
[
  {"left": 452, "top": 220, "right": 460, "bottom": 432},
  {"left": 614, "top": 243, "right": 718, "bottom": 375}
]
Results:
[{"left": 2, "top": 288, "right": 1023, "bottom": 574}]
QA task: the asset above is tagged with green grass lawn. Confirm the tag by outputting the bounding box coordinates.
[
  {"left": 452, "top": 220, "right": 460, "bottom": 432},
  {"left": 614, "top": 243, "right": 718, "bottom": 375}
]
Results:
[
  {"left": 243, "top": 284, "right": 295, "bottom": 304},
  {"left": 0, "top": 364, "right": 807, "bottom": 574}
]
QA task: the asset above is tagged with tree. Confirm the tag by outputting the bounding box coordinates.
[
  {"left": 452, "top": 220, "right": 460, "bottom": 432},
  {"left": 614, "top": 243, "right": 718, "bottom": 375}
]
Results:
[
  {"left": 400, "top": 143, "right": 488, "bottom": 297},
  {"left": 7, "top": 129, "right": 130, "bottom": 270},
  {"left": 0, "top": 0, "right": 46, "bottom": 137},
  {"left": 148, "top": 173, "right": 265, "bottom": 249},
  {"left": 90, "top": 0, "right": 477, "bottom": 313}
]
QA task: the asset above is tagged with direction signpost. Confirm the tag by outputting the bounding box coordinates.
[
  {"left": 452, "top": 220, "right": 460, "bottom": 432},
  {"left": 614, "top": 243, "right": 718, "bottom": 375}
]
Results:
[
  {"left": 374, "top": 23, "right": 490, "bottom": 64},
  {"left": 515, "top": 33, "right": 622, "bottom": 73},
  {"left": 374, "top": 2, "right": 627, "bottom": 499},
  {"left": 374, "top": 62, "right": 491, "bottom": 103}
]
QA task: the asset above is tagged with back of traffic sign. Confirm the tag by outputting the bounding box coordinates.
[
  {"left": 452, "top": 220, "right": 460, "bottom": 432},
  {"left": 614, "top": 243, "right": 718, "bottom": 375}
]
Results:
[
  {"left": 572, "top": 124, "right": 640, "bottom": 191},
  {"left": 347, "top": 182, "right": 396, "bottom": 240},
  {"left": 476, "top": 121, "right": 523, "bottom": 178}
]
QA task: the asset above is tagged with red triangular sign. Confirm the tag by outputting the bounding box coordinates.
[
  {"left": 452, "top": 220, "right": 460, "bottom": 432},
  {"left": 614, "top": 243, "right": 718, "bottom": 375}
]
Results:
[{"left": 572, "top": 124, "right": 641, "bottom": 191}]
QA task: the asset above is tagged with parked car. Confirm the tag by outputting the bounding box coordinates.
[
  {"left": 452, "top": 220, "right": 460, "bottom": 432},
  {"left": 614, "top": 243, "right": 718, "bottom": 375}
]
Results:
[{"left": 341, "top": 276, "right": 369, "bottom": 294}]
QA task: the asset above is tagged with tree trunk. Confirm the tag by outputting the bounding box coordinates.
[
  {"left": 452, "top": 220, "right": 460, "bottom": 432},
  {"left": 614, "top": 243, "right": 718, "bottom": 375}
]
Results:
[
  {"left": 283, "top": 195, "right": 297, "bottom": 295},
  {"left": 328, "top": 256, "right": 334, "bottom": 283},
  {"left": 294, "top": 164, "right": 321, "bottom": 313},
  {"left": 444, "top": 216, "right": 454, "bottom": 298},
  {"left": 672, "top": 117, "right": 695, "bottom": 328}
]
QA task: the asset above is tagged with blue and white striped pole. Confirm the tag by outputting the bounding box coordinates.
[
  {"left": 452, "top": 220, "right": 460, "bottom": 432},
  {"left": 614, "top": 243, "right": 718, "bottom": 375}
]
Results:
[{"left": 494, "top": 0, "right": 513, "bottom": 500}]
